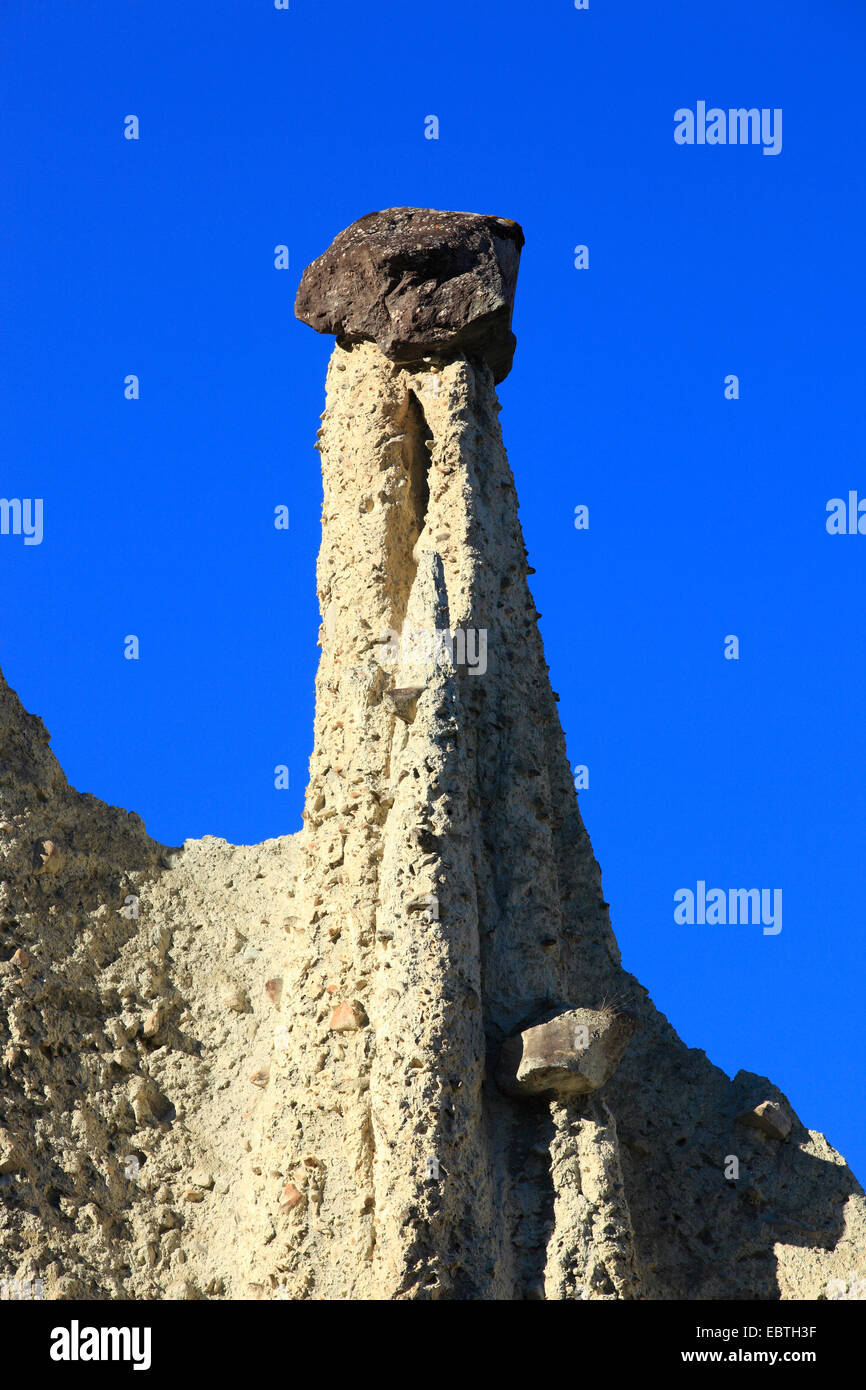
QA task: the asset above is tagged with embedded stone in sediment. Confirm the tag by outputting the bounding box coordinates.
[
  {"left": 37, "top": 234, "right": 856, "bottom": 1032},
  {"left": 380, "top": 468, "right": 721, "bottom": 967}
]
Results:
[
  {"left": 496, "top": 1007, "right": 639, "bottom": 1099},
  {"left": 737, "top": 1099, "right": 794, "bottom": 1140},
  {"left": 31, "top": 838, "right": 62, "bottom": 873},
  {"left": 385, "top": 686, "right": 426, "bottom": 722},
  {"left": 329, "top": 1000, "right": 367, "bottom": 1032},
  {"left": 294, "top": 206, "right": 524, "bottom": 382}
]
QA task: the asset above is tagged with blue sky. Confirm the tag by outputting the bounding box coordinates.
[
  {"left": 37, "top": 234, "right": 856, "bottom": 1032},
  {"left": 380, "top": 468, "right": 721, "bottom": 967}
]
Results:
[{"left": 2, "top": 0, "right": 865, "bottom": 1179}]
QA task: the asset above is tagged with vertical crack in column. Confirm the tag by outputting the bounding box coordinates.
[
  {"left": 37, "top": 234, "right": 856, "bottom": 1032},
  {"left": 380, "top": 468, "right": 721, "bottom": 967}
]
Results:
[{"left": 384, "top": 390, "right": 432, "bottom": 635}]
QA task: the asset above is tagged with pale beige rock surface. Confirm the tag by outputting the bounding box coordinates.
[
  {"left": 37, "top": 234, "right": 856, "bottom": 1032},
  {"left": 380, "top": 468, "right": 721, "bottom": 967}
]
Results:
[{"left": 1, "top": 230, "right": 864, "bottom": 1299}]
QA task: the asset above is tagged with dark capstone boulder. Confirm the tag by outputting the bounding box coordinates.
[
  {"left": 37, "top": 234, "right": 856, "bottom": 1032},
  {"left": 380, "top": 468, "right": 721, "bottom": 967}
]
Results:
[{"left": 295, "top": 207, "right": 524, "bottom": 383}]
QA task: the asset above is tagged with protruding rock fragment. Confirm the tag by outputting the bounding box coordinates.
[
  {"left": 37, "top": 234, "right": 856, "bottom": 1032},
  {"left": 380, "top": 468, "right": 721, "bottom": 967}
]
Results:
[
  {"left": 0, "top": 1128, "right": 19, "bottom": 1175},
  {"left": 737, "top": 1099, "right": 793, "bottom": 1140},
  {"left": 496, "top": 1007, "right": 638, "bottom": 1099},
  {"left": 329, "top": 1000, "right": 367, "bottom": 1033},
  {"left": 385, "top": 686, "right": 425, "bottom": 722},
  {"left": 32, "top": 839, "right": 61, "bottom": 873},
  {"left": 295, "top": 207, "right": 524, "bottom": 383},
  {"left": 165, "top": 1278, "right": 197, "bottom": 1300},
  {"left": 265, "top": 977, "right": 283, "bottom": 1007},
  {"left": 130, "top": 1078, "right": 171, "bottom": 1126},
  {"left": 219, "top": 978, "right": 248, "bottom": 1013},
  {"left": 142, "top": 1007, "right": 163, "bottom": 1039},
  {"left": 10, "top": 948, "right": 29, "bottom": 969},
  {"left": 280, "top": 1182, "right": 304, "bottom": 1214}
]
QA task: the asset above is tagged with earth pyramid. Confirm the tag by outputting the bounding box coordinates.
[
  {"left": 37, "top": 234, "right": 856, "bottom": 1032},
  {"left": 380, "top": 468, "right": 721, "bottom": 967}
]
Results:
[{"left": 0, "top": 208, "right": 863, "bottom": 1301}]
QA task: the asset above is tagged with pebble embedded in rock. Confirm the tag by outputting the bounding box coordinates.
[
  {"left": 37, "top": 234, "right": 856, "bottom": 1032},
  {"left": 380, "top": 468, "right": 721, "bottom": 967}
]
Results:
[
  {"left": 32, "top": 839, "right": 62, "bottom": 873},
  {"left": 737, "top": 1100, "right": 793, "bottom": 1141},
  {"left": 142, "top": 1008, "right": 162, "bottom": 1038},
  {"left": 265, "top": 977, "right": 283, "bottom": 1007},
  {"left": 280, "top": 1182, "right": 304, "bottom": 1213},
  {"left": 329, "top": 1000, "right": 367, "bottom": 1032},
  {"left": 219, "top": 979, "right": 248, "bottom": 1013}
]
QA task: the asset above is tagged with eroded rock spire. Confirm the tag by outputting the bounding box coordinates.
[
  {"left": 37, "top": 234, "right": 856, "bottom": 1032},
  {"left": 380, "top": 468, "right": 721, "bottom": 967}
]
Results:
[
  {"left": 279, "top": 208, "right": 866, "bottom": 1299},
  {"left": 0, "top": 210, "right": 863, "bottom": 1303}
]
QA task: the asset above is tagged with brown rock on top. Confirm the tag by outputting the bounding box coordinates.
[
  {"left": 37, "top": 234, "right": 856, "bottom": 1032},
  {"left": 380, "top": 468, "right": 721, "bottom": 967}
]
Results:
[{"left": 295, "top": 207, "right": 524, "bottom": 383}]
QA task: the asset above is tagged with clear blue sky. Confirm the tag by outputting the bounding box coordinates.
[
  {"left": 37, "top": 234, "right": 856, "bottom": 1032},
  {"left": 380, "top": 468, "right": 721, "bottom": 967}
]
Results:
[{"left": 2, "top": 1, "right": 865, "bottom": 1181}]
